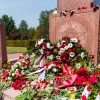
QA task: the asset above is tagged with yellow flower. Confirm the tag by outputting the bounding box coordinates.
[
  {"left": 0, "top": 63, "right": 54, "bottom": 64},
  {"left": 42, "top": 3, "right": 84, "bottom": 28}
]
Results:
[
  {"left": 70, "top": 94, "right": 75, "bottom": 99},
  {"left": 67, "top": 90, "right": 71, "bottom": 94}
]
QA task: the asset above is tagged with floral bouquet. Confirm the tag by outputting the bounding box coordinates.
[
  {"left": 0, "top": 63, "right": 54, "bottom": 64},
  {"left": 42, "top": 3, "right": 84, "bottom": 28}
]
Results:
[{"left": 0, "top": 36, "right": 100, "bottom": 100}]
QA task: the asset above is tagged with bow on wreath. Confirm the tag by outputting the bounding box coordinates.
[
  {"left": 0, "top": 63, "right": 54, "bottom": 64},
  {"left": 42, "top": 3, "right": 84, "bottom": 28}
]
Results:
[{"left": 57, "top": 64, "right": 78, "bottom": 88}]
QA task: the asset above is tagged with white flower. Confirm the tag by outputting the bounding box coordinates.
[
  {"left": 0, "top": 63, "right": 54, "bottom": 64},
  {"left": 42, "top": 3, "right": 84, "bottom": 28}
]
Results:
[
  {"left": 56, "top": 56, "right": 60, "bottom": 60},
  {"left": 15, "top": 69, "right": 19, "bottom": 72},
  {"left": 38, "top": 39, "right": 44, "bottom": 45},
  {"left": 76, "top": 63, "right": 81, "bottom": 69},
  {"left": 61, "top": 40, "right": 66, "bottom": 43},
  {"left": 8, "top": 77, "right": 12, "bottom": 80},
  {"left": 60, "top": 48, "right": 65, "bottom": 52},
  {"left": 48, "top": 55, "right": 53, "bottom": 60},
  {"left": 69, "top": 52, "right": 75, "bottom": 57},
  {"left": 39, "top": 49, "right": 43, "bottom": 54},
  {"left": 57, "top": 42, "right": 61, "bottom": 47},
  {"left": 30, "top": 53, "right": 36, "bottom": 59},
  {"left": 58, "top": 51, "right": 63, "bottom": 55},
  {"left": 53, "top": 68, "right": 57, "bottom": 72},
  {"left": 50, "top": 80, "right": 53, "bottom": 84},
  {"left": 11, "top": 67, "right": 15, "bottom": 71},
  {"left": 46, "top": 42, "right": 50, "bottom": 48},
  {"left": 12, "top": 73, "right": 15, "bottom": 77},
  {"left": 68, "top": 43, "right": 73, "bottom": 48},
  {"left": 53, "top": 10, "right": 57, "bottom": 14},
  {"left": 48, "top": 65, "right": 52, "bottom": 69},
  {"left": 70, "top": 38, "right": 78, "bottom": 43},
  {"left": 81, "top": 52, "right": 85, "bottom": 59},
  {"left": 64, "top": 46, "right": 68, "bottom": 50}
]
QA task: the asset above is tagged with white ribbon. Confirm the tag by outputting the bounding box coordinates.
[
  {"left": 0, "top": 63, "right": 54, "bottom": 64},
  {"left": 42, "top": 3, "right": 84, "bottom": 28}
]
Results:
[
  {"left": 95, "top": 92, "right": 100, "bottom": 100},
  {"left": 81, "top": 85, "right": 91, "bottom": 99},
  {"left": 28, "top": 67, "right": 46, "bottom": 81},
  {"left": 28, "top": 68, "right": 45, "bottom": 76}
]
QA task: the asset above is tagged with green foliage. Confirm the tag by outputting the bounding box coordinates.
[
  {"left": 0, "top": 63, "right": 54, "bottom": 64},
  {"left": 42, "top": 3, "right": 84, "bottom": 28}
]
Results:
[
  {"left": 38, "top": 9, "right": 55, "bottom": 38},
  {"left": 6, "top": 40, "right": 35, "bottom": 48}
]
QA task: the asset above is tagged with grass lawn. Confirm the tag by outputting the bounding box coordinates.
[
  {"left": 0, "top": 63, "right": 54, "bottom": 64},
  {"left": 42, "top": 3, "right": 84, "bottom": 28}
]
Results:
[{"left": 7, "top": 47, "right": 27, "bottom": 54}]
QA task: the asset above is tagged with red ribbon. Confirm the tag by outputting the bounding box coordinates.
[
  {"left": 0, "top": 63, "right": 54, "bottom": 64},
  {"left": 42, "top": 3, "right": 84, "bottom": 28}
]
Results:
[
  {"left": 57, "top": 64, "right": 78, "bottom": 88},
  {"left": 58, "top": 74, "right": 77, "bottom": 88}
]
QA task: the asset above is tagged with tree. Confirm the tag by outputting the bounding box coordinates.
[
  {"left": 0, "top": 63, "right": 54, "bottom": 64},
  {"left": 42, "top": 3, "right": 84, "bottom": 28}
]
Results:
[
  {"left": 18, "top": 20, "right": 28, "bottom": 39},
  {"left": 0, "top": 14, "right": 16, "bottom": 38},
  {"left": 28, "top": 27, "right": 36, "bottom": 39},
  {"left": 9, "top": 29, "right": 20, "bottom": 40},
  {"left": 38, "top": 9, "right": 54, "bottom": 38}
]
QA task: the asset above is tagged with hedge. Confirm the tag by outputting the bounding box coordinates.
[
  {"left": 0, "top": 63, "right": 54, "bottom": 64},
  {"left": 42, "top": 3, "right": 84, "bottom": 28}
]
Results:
[{"left": 6, "top": 40, "right": 36, "bottom": 48}]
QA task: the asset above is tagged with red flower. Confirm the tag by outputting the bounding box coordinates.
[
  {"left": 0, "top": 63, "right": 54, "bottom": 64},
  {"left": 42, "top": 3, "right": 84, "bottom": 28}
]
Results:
[
  {"left": 87, "top": 86, "right": 91, "bottom": 92},
  {"left": 60, "top": 52, "right": 68, "bottom": 62},
  {"left": 68, "top": 48, "right": 73, "bottom": 52},
  {"left": 75, "top": 76, "right": 87, "bottom": 86},
  {"left": 88, "top": 76, "right": 98, "bottom": 84},
  {"left": 82, "top": 95, "right": 86, "bottom": 100},
  {"left": 77, "top": 68, "right": 89, "bottom": 78},
  {"left": 66, "top": 36, "right": 70, "bottom": 40},
  {"left": 60, "top": 44, "right": 65, "bottom": 48},
  {"left": 41, "top": 42, "right": 47, "bottom": 47},
  {"left": 2, "top": 72, "right": 9, "bottom": 78},
  {"left": 94, "top": 71, "right": 100, "bottom": 75},
  {"left": 77, "top": 7, "right": 81, "bottom": 10}
]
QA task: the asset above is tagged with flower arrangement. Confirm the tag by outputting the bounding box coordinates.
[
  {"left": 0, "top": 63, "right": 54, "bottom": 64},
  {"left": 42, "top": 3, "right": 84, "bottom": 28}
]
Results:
[{"left": 0, "top": 36, "right": 100, "bottom": 100}]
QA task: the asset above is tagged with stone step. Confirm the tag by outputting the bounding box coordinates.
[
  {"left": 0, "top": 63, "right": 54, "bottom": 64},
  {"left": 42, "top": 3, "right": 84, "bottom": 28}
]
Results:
[{"left": 2, "top": 87, "right": 21, "bottom": 100}]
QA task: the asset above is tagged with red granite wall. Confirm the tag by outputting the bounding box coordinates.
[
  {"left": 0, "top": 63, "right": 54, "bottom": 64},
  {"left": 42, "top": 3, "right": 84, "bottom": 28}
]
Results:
[{"left": 49, "top": 0, "right": 99, "bottom": 63}]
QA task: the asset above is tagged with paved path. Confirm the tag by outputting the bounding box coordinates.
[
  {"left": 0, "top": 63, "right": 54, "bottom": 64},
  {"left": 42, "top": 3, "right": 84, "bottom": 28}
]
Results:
[{"left": 7, "top": 53, "right": 23, "bottom": 61}]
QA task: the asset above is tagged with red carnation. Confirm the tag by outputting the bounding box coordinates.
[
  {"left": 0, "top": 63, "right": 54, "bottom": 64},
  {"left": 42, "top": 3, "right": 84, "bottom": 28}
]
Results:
[
  {"left": 88, "top": 76, "right": 98, "bottom": 84},
  {"left": 60, "top": 52, "right": 68, "bottom": 62}
]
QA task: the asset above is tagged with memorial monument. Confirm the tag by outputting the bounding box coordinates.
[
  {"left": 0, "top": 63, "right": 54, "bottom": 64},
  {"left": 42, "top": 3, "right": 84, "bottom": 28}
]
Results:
[
  {"left": 0, "top": 23, "right": 7, "bottom": 67},
  {"left": 49, "top": 0, "right": 99, "bottom": 63}
]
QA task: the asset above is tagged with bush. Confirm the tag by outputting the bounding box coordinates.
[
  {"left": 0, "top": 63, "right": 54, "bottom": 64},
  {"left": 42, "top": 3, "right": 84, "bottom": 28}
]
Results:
[{"left": 6, "top": 40, "right": 36, "bottom": 48}]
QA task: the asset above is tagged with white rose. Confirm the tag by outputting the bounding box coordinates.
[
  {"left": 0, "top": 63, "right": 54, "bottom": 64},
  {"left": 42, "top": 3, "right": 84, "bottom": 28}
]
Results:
[
  {"left": 68, "top": 43, "right": 73, "bottom": 48},
  {"left": 53, "top": 68, "right": 57, "bottom": 72}
]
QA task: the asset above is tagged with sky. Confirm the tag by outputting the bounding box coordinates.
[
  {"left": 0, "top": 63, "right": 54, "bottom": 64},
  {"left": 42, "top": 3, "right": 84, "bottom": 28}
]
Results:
[{"left": 0, "top": 0, "right": 57, "bottom": 28}]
